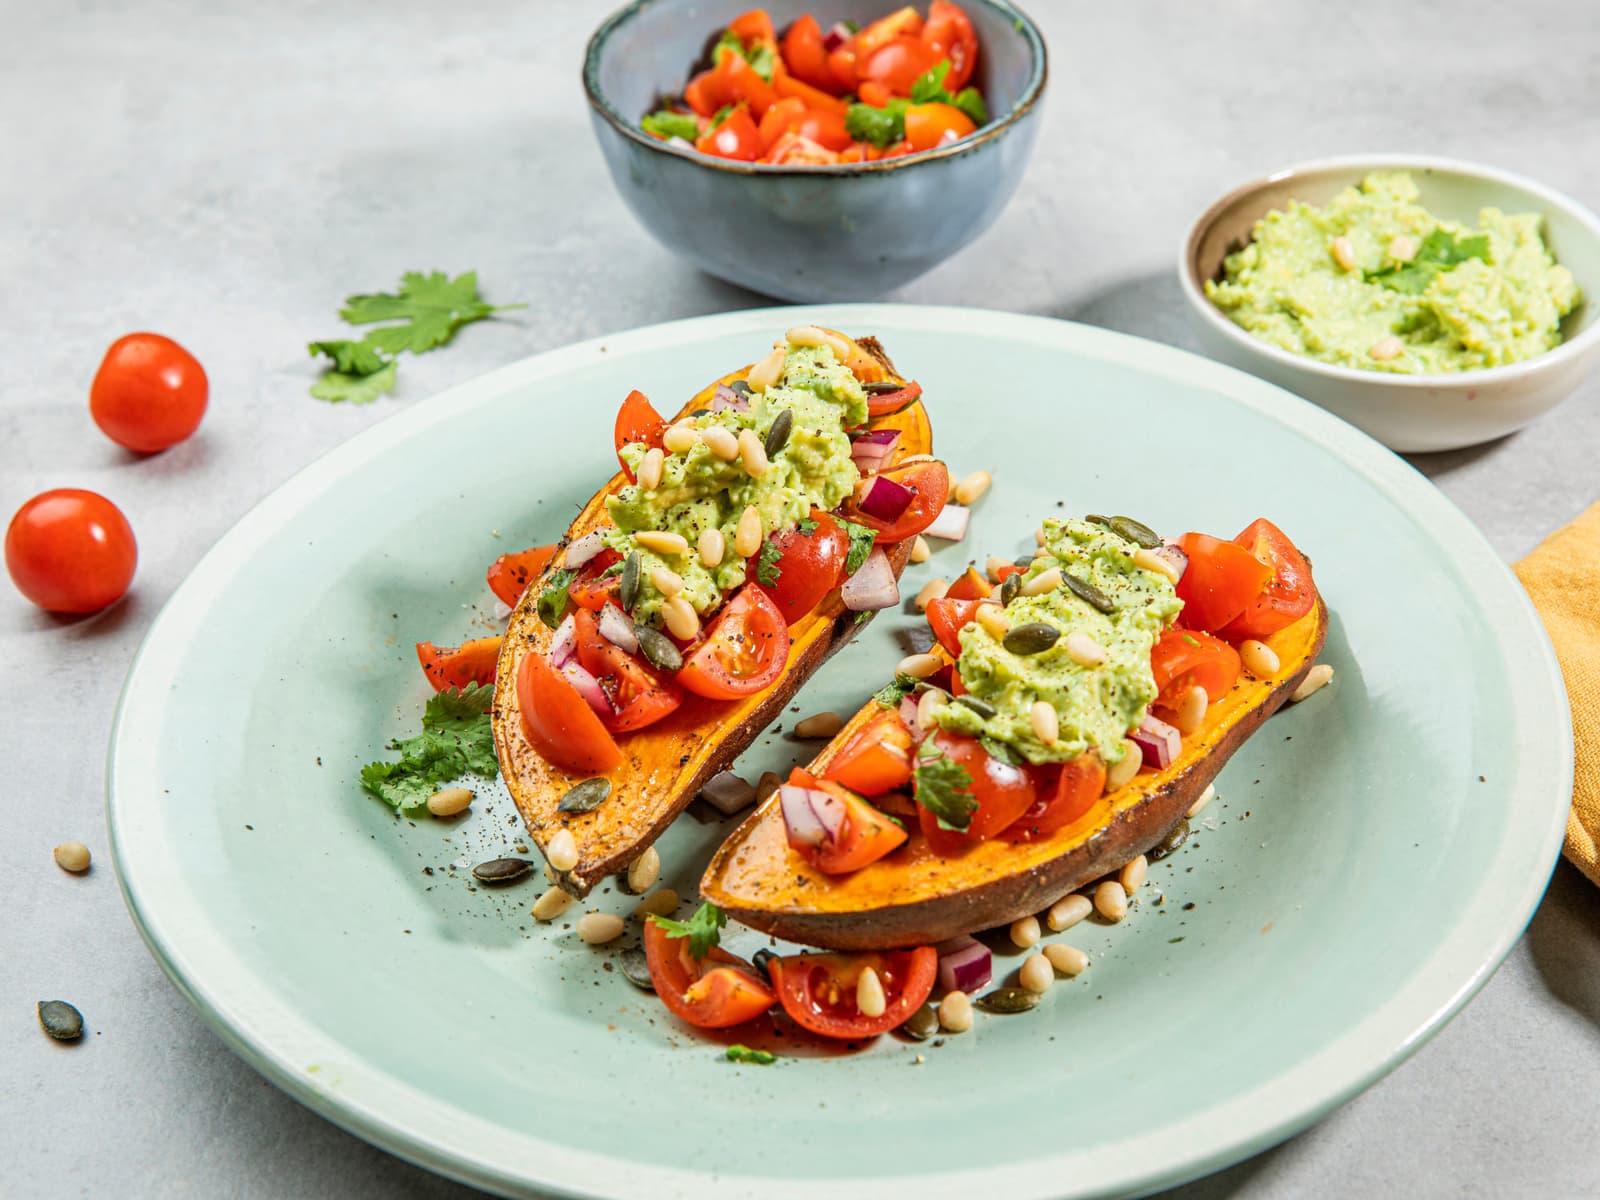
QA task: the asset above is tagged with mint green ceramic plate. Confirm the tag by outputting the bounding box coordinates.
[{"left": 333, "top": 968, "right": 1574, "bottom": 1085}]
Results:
[{"left": 108, "top": 306, "right": 1570, "bottom": 1200}]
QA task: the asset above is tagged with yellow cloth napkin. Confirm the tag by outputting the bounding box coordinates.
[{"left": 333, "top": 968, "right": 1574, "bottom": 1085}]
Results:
[{"left": 1515, "top": 501, "right": 1600, "bottom": 887}]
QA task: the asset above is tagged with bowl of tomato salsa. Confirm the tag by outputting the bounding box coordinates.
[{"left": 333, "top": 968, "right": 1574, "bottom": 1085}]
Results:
[{"left": 582, "top": 1, "right": 1047, "bottom": 301}]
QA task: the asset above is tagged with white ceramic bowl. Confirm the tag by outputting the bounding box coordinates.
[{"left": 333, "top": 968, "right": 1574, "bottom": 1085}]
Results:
[{"left": 1180, "top": 155, "right": 1600, "bottom": 453}]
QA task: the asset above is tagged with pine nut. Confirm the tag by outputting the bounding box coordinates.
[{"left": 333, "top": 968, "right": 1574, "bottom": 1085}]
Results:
[
  {"left": 896, "top": 653, "right": 942, "bottom": 679},
  {"left": 1047, "top": 893, "right": 1093, "bottom": 932},
  {"left": 636, "top": 446, "right": 664, "bottom": 490},
  {"left": 948, "top": 476, "right": 960, "bottom": 502},
  {"left": 794, "top": 711, "right": 844, "bottom": 739},
  {"left": 954, "top": 470, "right": 992, "bottom": 505},
  {"left": 1009, "top": 915, "right": 1041, "bottom": 949},
  {"left": 1095, "top": 879, "right": 1128, "bottom": 922},
  {"left": 533, "top": 887, "right": 575, "bottom": 922},
  {"left": 917, "top": 687, "right": 948, "bottom": 732},
  {"left": 1065, "top": 631, "right": 1107, "bottom": 667},
  {"left": 1370, "top": 335, "right": 1404, "bottom": 362},
  {"left": 938, "top": 990, "right": 973, "bottom": 1033},
  {"left": 914, "top": 577, "right": 949, "bottom": 612},
  {"left": 1133, "top": 546, "right": 1181, "bottom": 584},
  {"left": 1105, "top": 739, "right": 1142, "bottom": 791},
  {"left": 649, "top": 566, "right": 684, "bottom": 597},
  {"left": 755, "top": 771, "right": 783, "bottom": 803},
  {"left": 576, "top": 912, "right": 625, "bottom": 945},
  {"left": 856, "top": 966, "right": 887, "bottom": 1018},
  {"left": 701, "top": 425, "right": 740, "bottom": 461},
  {"left": 698, "top": 527, "right": 725, "bottom": 569},
  {"left": 1187, "top": 783, "right": 1216, "bottom": 818},
  {"left": 984, "top": 556, "right": 1010, "bottom": 582},
  {"left": 737, "top": 428, "right": 770, "bottom": 477},
  {"left": 53, "top": 842, "right": 91, "bottom": 873},
  {"left": 1034, "top": 526, "right": 1047, "bottom": 547},
  {"left": 1021, "top": 567, "right": 1062, "bottom": 597},
  {"left": 1044, "top": 943, "right": 1088, "bottom": 977},
  {"left": 747, "top": 346, "right": 786, "bottom": 392},
  {"left": 1291, "top": 663, "right": 1335, "bottom": 702},
  {"left": 910, "top": 535, "right": 930, "bottom": 564},
  {"left": 786, "top": 325, "right": 851, "bottom": 358},
  {"left": 1170, "top": 685, "right": 1208, "bottom": 735},
  {"left": 734, "top": 505, "right": 763, "bottom": 558},
  {"left": 426, "top": 786, "right": 473, "bottom": 817},
  {"left": 1388, "top": 234, "right": 1419, "bottom": 262},
  {"left": 1120, "top": 853, "right": 1148, "bottom": 894},
  {"left": 977, "top": 606, "right": 1010, "bottom": 639},
  {"left": 662, "top": 595, "right": 700, "bottom": 640},
  {"left": 663, "top": 423, "right": 699, "bottom": 454},
  {"left": 634, "top": 530, "right": 688, "bottom": 556},
  {"left": 626, "top": 846, "right": 661, "bottom": 893},
  {"left": 1019, "top": 953, "right": 1054, "bottom": 994},
  {"left": 1030, "top": 700, "right": 1059, "bottom": 746},
  {"left": 1239, "top": 638, "right": 1280, "bottom": 678},
  {"left": 1330, "top": 236, "right": 1356, "bottom": 271},
  {"left": 633, "top": 887, "right": 680, "bottom": 919},
  {"left": 546, "top": 828, "right": 579, "bottom": 873}
]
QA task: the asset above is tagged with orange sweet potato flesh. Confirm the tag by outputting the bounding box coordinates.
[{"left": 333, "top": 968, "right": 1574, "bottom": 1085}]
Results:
[
  {"left": 702, "top": 599, "right": 1329, "bottom": 950},
  {"left": 491, "top": 335, "right": 933, "bottom": 897}
]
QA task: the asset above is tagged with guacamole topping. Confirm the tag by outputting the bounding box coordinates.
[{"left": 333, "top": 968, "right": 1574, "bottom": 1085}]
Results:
[
  {"left": 934, "top": 519, "right": 1182, "bottom": 765},
  {"left": 1206, "top": 171, "right": 1580, "bottom": 373},
  {"left": 603, "top": 343, "right": 866, "bottom": 627}
]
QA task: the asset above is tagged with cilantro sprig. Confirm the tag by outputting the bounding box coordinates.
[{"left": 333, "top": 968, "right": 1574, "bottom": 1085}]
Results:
[
  {"left": 913, "top": 740, "right": 978, "bottom": 832},
  {"left": 641, "top": 110, "right": 700, "bottom": 142},
  {"left": 536, "top": 567, "right": 577, "bottom": 629},
  {"left": 910, "top": 60, "right": 989, "bottom": 125},
  {"left": 649, "top": 901, "right": 727, "bottom": 959},
  {"left": 359, "top": 683, "right": 497, "bottom": 812},
  {"left": 756, "top": 538, "right": 784, "bottom": 586},
  {"left": 838, "top": 518, "right": 877, "bottom": 578},
  {"left": 1364, "top": 228, "right": 1490, "bottom": 295},
  {"left": 874, "top": 673, "right": 919, "bottom": 708},
  {"left": 846, "top": 100, "right": 908, "bottom": 148}
]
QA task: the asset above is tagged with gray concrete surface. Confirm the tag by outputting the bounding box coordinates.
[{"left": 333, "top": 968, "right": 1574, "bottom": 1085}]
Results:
[{"left": 3, "top": 1, "right": 1598, "bottom": 1196}]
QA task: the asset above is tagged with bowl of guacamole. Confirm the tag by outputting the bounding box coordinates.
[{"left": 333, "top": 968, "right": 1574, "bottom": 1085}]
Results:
[{"left": 1180, "top": 157, "right": 1600, "bottom": 452}]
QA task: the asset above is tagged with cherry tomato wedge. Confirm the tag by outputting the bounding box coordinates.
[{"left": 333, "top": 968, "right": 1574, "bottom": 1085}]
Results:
[
  {"left": 945, "top": 564, "right": 993, "bottom": 601},
  {"left": 711, "top": 53, "right": 777, "bottom": 119},
  {"left": 696, "top": 103, "right": 763, "bottom": 160},
  {"left": 515, "top": 651, "right": 622, "bottom": 774},
  {"left": 825, "top": 43, "right": 859, "bottom": 92},
  {"left": 925, "top": 595, "right": 983, "bottom": 656},
  {"left": 853, "top": 6, "right": 925, "bottom": 59},
  {"left": 779, "top": 14, "right": 838, "bottom": 92},
  {"left": 904, "top": 101, "right": 976, "bottom": 151},
  {"left": 772, "top": 72, "right": 850, "bottom": 114},
  {"left": 567, "top": 549, "right": 623, "bottom": 612},
  {"left": 767, "top": 946, "right": 937, "bottom": 1040},
  {"left": 765, "top": 132, "right": 841, "bottom": 165},
  {"left": 5, "top": 488, "right": 137, "bottom": 614},
  {"left": 725, "top": 9, "right": 776, "bottom": 47},
  {"left": 1220, "top": 518, "right": 1316, "bottom": 640},
  {"left": 864, "top": 379, "right": 922, "bottom": 418},
  {"left": 678, "top": 584, "right": 790, "bottom": 700},
  {"left": 916, "top": 730, "right": 1037, "bottom": 856},
  {"left": 416, "top": 635, "right": 502, "bottom": 692},
  {"left": 857, "top": 79, "right": 895, "bottom": 108},
  {"left": 859, "top": 34, "right": 943, "bottom": 95},
  {"left": 749, "top": 509, "right": 850, "bottom": 624},
  {"left": 614, "top": 390, "right": 666, "bottom": 481},
  {"left": 643, "top": 920, "right": 776, "bottom": 1030},
  {"left": 843, "top": 459, "right": 950, "bottom": 543},
  {"left": 757, "top": 95, "right": 807, "bottom": 152},
  {"left": 89, "top": 332, "right": 208, "bottom": 453},
  {"left": 683, "top": 69, "right": 727, "bottom": 117},
  {"left": 784, "top": 769, "right": 908, "bottom": 874},
  {"left": 1005, "top": 753, "right": 1106, "bottom": 841},
  {"left": 573, "top": 607, "right": 683, "bottom": 732},
  {"left": 922, "top": 0, "right": 979, "bottom": 89},
  {"left": 1174, "top": 532, "right": 1274, "bottom": 634},
  {"left": 824, "top": 709, "right": 914, "bottom": 795},
  {"left": 486, "top": 543, "right": 558, "bottom": 608},
  {"left": 1150, "top": 627, "right": 1241, "bottom": 705}
]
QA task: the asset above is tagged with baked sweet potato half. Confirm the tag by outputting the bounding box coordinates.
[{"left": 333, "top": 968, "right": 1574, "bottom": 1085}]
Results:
[
  {"left": 491, "top": 335, "right": 935, "bottom": 897},
  {"left": 701, "top": 599, "right": 1328, "bottom": 950}
]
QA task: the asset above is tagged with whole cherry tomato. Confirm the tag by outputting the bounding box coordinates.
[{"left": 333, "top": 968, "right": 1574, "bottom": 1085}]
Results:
[
  {"left": 89, "top": 333, "right": 208, "bottom": 453},
  {"left": 6, "top": 489, "right": 138, "bottom": 613}
]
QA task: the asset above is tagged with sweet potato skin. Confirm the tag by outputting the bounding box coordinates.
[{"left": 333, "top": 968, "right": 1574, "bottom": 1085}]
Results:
[
  {"left": 491, "top": 343, "right": 932, "bottom": 897},
  {"left": 701, "top": 600, "right": 1329, "bottom": 950}
]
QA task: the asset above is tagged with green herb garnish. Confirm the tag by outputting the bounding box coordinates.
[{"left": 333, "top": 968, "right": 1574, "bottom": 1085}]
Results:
[
  {"left": 845, "top": 99, "right": 908, "bottom": 148},
  {"left": 873, "top": 673, "right": 919, "bottom": 707},
  {"left": 909, "top": 60, "right": 953, "bottom": 104},
  {"left": 648, "top": 901, "right": 727, "bottom": 959},
  {"left": 756, "top": 538, "right": 784, "bottom": 586},
  {"left": 953, "top": 87, "right": 988, "bottom": 125},
  {"left": 359, "top": 683, "right": 496, "bottom": 811},
  {"left": 641, "top": 110, "right": 700, "bottom": 142},
  {"left": 1365, "top": 228, "right": 1491, "bottom": 294},
  {"left": 725, "top": 1044, "right": 777, "bottom": 1065},
  {"left": 838, "top": 518, "right": 877, "bottom": 577},
  {"left": 913, "top": 741, "right": 978, "bottom": 832},
  {"left": 536, "top": 567, "right": 577, "bottom": 628}
]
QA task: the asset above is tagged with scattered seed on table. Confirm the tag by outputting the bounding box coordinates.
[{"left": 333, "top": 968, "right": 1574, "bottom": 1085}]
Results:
[
  {"left": 37, "top": 1000, "right": 83, "bottom": 1041},
  {"left": 53, "top": 842, "right": 91, "bottom": 873}
]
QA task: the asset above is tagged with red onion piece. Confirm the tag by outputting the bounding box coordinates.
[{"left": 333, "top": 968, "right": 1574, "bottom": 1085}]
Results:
[
  {"left": 851, "top": 428, "right": 901, "bottom": 448},
  {"left": 779, "top": 785, "right": 846, "bottom": 849},
  {"left": 856, "top": 475, "right": 914, "bottom": 522},
  {"left": 823, "top": 21, "right": 851, "bottom": 51},
  {"left": 549, "top": 614, "right": 577, "bottom": 669},
  {"left": 899, "top": 694, "right": 921, "bottom": 739},
  {"left": 1130, "top": 712, "right": 1182, "bottom": 770},
  {"left": 841, "top": 547, "right": 899, "bottom": 612},
  {"left": 564, "top": 529, "right": 606, "bottom": 569},
  {"left": 559, "top": 659, "right": 614, "bottom": 718},
  {"left": 710, "top": 383, "right": 750, "bottom": 413},
  {"left": 937, "top": 937, "right": 993, "bottom": 993},
  {"left": 1149, "top": 542, "right": 1188, "bottom": 582},
  {"left": 923, "top": 504, "right": 969, "bottom": 542},
  {"left": 597, "top": 603, "right": 638, "bottom": 655},
  {"left": 702, "top": 771, "right": 758, "bottom": 816}
]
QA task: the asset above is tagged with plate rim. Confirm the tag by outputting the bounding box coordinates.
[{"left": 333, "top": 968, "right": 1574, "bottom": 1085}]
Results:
[{"left": 106, "top": 303, "right": 1572, "bottom": 1200}]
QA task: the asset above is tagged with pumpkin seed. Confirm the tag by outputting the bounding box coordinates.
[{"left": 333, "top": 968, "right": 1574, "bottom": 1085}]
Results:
[
  {"left": 1107, "top": 515, "right": 1162, "bottom": 548},
  {"left": 619, "top": 948, "right": 655, "bottom": 991},
  {"left": 974, "top": 987, "right": 1040, "bottom": 1015},
  {"left": 634, "top": 624, "right": 683, "bottom": 671},
  {"left": 899, "top": 1003, "right": 939, "bottom": 1041},
  {"left": 1147, "top": 818, "right": 1191, "bottom": 862},
  {"left": 38, "top": 1000, "right": 83, "bottom": 1041},
  {"left": 471, "top": 858, "right": 533, "bottom": 885},
  {"left": 1084, "top": 513, "right": 1110, "bottom": 527},
  {"left": 1062, "top": 572, "right": 1115, "bottom": 614},
  {"left": 1003, "top": 622, "right": 1061, "bottom": 655},
  {"left": 620, "top": 550, "right": 642, "bottom": 612},
  {"left": 863, "top": 380, "right": 903, "bottom": 395},
  {"left": 763, "top": 408, "right": 793, "bottom": 459},
  {"left": 690, "top": 407, "right": 712, "bottom": 417},
  {"left": 559, "top": 777, "right": 612, "bottom": 813},
  {"left": 751, "top": 947, "right": 779, "bottom": 978},
  {"left": 1000, "top": 573, "right": 1022, "bottom": 607},
  {"left": 980, "top": 736, "right": 1022, "bottom": 766},
  {"left": 954, "top": 695, "right": 997, "bottom": 719}
]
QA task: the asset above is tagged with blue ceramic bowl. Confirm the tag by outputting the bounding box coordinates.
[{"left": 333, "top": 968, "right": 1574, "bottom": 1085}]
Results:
[{"left": 583, "top": 1, "right": 1047, "bottom": 301}]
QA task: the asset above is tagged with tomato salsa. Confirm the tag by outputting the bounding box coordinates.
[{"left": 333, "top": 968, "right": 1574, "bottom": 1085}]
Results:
[{"left": 639, "top": 5, "right": 991, "bottom": 166}]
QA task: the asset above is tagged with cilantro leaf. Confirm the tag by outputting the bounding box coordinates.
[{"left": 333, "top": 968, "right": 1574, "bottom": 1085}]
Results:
[
  {"left": 837, "top": 518, "right": 877, "bottom": 577},
  {"left": 725, "top": 1044, "right": 777, "bottom": 1065},
  {"left": 796, "top": 518, "right": 819, "bottom": 537},
  {"left": 648, "top": 901, "right": 727, "bottom": 959},
  {"left": 310, "top": 360, "right": 398, "bottom": 405},
  {"left": 874, "top": 674, "right": 918, "bottom": 707},
  {"left": 714, "top": 30, "right": 776, "bottom": 81},
  {"left": 708, "top": 104, "right": 735, "bottom": 131},
  {"left": 1364, "top": 228, "right": 1491, "bottom": 294},
  {"left": 756, "top": 538, "right": 784, "bottom": 586},
  {"left": 845, "top": 100, "right": 907, "bottom": 148},
  {"left": 308, "top": 339, "right": 389, "bottom": 377},
  {"left": 953, "top": 86, "right": 988, "bottom": 126},
  {"left": 910, "top": 60, "right": 952, "bottom": 104},
  {"left": 979, "top": 736, "right": 1021, "bottom": 766},
  {"left": 913, "top": 741, "right": 978, "bottom": 832},
  {"left": 642, "top": 110, "right": 700, "bottom": 142},
  {"left": 536, "top": 567, "right": 576, "bottom": 629},
  {"left": 339, "top": 271, "right": 524, "bottom": 356},
  {"left": 359, "top": 683, "right": 497, "bottom": 811}
]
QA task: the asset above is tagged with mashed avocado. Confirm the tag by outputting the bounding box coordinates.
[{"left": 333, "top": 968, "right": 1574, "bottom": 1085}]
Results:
[
  {"left": 1206, "top": 171, "right": 1579, "bottom": 373},
  {"left": 935, "top": 519, "right": 1182, "bottom": 765},
  {"left": 603, "top": 343, "right": 865, "bottom": 627}
]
